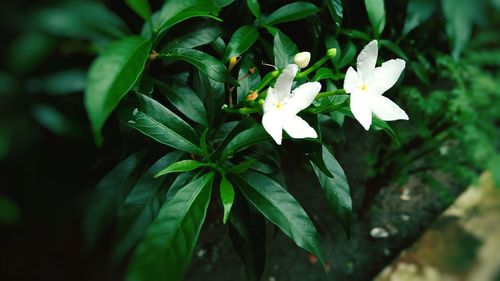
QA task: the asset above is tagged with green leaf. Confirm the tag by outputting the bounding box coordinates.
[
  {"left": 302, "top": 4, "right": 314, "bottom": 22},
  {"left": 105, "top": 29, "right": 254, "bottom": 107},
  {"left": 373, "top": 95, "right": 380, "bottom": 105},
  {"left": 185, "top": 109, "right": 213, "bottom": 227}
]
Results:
[
  {"left": 338, "top": 40, "right": 357, "bottom": 69},
  {"left": 441, "top": 0, "right": 474, "bottom": 60},
  {"left": 228, "top": 196, "right": 266, "bottom": 281},
  {"left": 31, "top": 104, "right": 81, "bottom": 139},
  {"left": 227, "top": 159, "right": 257, "bottom": 174},
  {"left": 0, "top": 196, "right": 20, "bottom": 225},
  {"left": 403, "top": 0, "right": 437, "bottom": 35},
  {"left": 155, "top": 0, "right": 223, "bottom": 34},
  {"left": 379, "top": 40, "right": 409, "bottom": 60},
  {"left": 84, "top": 153, "right": 143, "bottom": 250},
  {"left": 119, "top": 94, "right": 203, "bottom": 155},
  {"left": 220, "top": 176, "right": 235, "bottom": 224},
  {"left": 159, "top": 48, "right": 237, "bottom": 85},
  {"left": 310, "top": 145, "right": 352, "bottom": 236},
  {"left": 364, "top": 0, "right": 386, "bottom": 36},
  {"left": 112, "top": 151, "right": 183, "bottom": 263},
  {"left": 161, "top": 24, "right": 221, "bottom": 51},
  {"left": 224, "top": 25, "right": 260, "bottom": 61},
  {"left": 126, "top": 0, "right": 151, "bottom": 21},
  {"left": 341, "top": 29, "right": 371, "bottom": 41},
  {"left": 155, "top": 81, "right": 208, "bottom": 126},
  {"left": 312, "top": 67, "right": 344, "bottom": 81},
  {"left": 273, "top": 31, "right": 298, "bottom": 68},
  {"left": 222, "top": 126, "right": 269, "bottom": 158},
  {"left": 263, "top": 2, "right": 320, "bottom": 26},
  {"left": 247, "top": 0, "right": 261, "bottom": 18},
  {"left": 155, "top": 160, "right": 206, "bottom": 177},
  {"left": 126, "top": 172, "right": 214, "bottom": 281},
  {"left": 43, "top": 69, "right": 86, "bottom": 95},
  {"left": 325, "top": 0, "right": 343, "bottom": 28},
  {"left": 339, "top": 107, "right": 400, "bottom": 146},
  {"left": 232, "top": 171, "right": 324, "bottom": 264},
  {"left": 84, "top": 36, "right": 151, "bottom": 145}
]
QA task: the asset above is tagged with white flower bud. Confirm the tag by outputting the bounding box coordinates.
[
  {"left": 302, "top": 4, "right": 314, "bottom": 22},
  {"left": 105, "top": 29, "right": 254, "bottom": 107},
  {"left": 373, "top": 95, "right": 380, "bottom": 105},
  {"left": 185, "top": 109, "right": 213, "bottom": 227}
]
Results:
[{"left": 293, "top": 51, "right": 311, "bottom": 68}]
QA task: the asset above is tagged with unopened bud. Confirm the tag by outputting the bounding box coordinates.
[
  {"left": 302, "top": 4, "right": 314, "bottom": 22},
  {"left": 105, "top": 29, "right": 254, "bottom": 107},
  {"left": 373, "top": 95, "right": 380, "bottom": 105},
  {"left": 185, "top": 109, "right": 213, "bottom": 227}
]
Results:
[
  {"left": 149, "top": 50, "right": 159, "bottom": 61},
  {"left": 271, "top": 70, "right": 279, "bottom": 77},
  {"left": 257, "top": 99, "right": 265, "bottom": 105},
  {"left": 293, "top": 51, "right": 311, "bottom": 68},
  {"left": 246, "top": 91, "right": 258, "bottom": 101},
  {"left": 228, "top": 56, "right": 240, "bottom": 71},
  {"left": 327, "top": 48, "right": 337, "bottom": 58}
]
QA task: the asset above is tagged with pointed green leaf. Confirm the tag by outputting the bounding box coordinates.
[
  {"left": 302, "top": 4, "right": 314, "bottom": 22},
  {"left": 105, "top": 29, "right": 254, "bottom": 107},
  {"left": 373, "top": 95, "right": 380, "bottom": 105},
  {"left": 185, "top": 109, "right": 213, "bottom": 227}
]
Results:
[
  {"left": 232, "top": 171, "right": 324, "bottom": 264},
  {"left": 263, "top": 2, "right": 320, "bottom": 26},
  {"left": 310, "top": 145, "right": 352, "bottom": 236},
  {"left": 155, "top": 81, "right": 208, "bottom": 126},
  {"left": 364, "top": 0, "right": 386, "bottom": 36},
  {"left": 156, "top": 0, "right": 223, "bottom": 34},
  {"left": 155, "top": 160, "right": 206, "bottom": 177},
  {"left": 84, "top": 36, "right": 151, "bottom": 145},
  {"left": 312, "top": 67, "right": 344, "bottom": 81},
  {"left": 126, "top": 172, "right": 214, "bottom": 281},
  {"left": 246, "top": 0, "right": 261, "bottom": 18},
  {"left": 224, "top": 25, "right": 259, "bottom": 61},
  {"left": 162, "top": 24, "right": 221, "bottom": 51},
  {"left": 112, "top": 151, "right": 183, "bottom": 263},
  {"left": 273, "top": 31, "right": 298, "bottom": 68},
  {"left": 325, "top": 0, "right": 343, "bottom": 28},
  {"left": 119, "top": 94, "right": 203, "bottom": 155},
  {"left": 403, "top": 0, "right": 437, "bottom": 35},
  {"left": 159, "top": 48, "right": 237, "bottom": 85},
  {"left": 237, "top": 56, "right": 260, "bottom": 103},
  {"left": 222, "top": 126, "right": 269, "bottom": 158},
  {"left": 126, "top": 0, "right": 151, "bottom": 21},
  {"left": 220, "top": 176, "right": 235, "bottom": 224}
]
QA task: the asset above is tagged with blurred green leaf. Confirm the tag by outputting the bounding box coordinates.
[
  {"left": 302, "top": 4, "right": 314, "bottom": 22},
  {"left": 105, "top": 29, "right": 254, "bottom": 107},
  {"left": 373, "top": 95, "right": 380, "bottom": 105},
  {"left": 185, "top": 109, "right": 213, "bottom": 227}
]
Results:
[
  {"left": 232, "top": 171, "right": 324, "bottom": 265},
  {"left": 341, "top": 29, "right": 371, "bottom": 41},
  {"left": 34, "top": 1, "right": 128, "bottom": 40},
  {"left": 162, "top": 25, "right": 221, "bottom": 50},
  {"left": 441, "top": 0, "right": 474, "bottom": 60},
  {"left": 273, "top": 31, "right": 298, "bottom": 68},
  {"left": 220, "top": 176, "right": 235, "bottom": 223},
  {"left": 160, "top": 48, "right": 237, "bottom": 85},
  {"left": 43, "top": 69, "right": 86, "bottom": 95},
  {"left": 325, "top": 0, "right": 343, "bottom": 28},
  {"left": 263, "top": 2, "right": 320, "bottom": 26},
  {"left": 403, "top": 0, "right": 437, "bottom": 35},
  {"left": 338, "top": 40, "right": 357, "bottom": 68},
  {"left": 155, "top": 160, "right": 206, "bottom": 177},
  {"left": 31, "top": 104, "right": 81, "bottom": 139},
  {"left": 6, "top": 32, "right": 56, "bottom": 74},
  {"left": 379, "top": 40, "right": 409, "bottom": 60},
  {"left": 247, "top": 0, "right": 261, "bottom": 18},
  {"left": 0, "top": 196, "right": 20, "bottom": 225},
  {"left": 156, "top": 82, "right": 208, "bottom": 126},
  {"left": 84, "top": 36, "right": 151, "bottom": 145},
  {"left": 310, "top": 145, "right": 352, "bottom": 236},
  {"left": 364, "top": 0, "right": 386, "bottom": 37},
  {"left": 126, "top": 172, "right": 214, "bottom": 281},
  {"left": 126, "top": 0, "right": 151, "bottom": 21},
  {"left": 112, "top": 151, "right": 183, "bottom": 264},
  {"left": 84, "top": 152, "right": 143, "bottom": 250},
  {"left": 119, "top": 94, "right": 203, "bottom": 155},
  {"left": 224, "top": 25, "right": 259, "bottom": 61}
]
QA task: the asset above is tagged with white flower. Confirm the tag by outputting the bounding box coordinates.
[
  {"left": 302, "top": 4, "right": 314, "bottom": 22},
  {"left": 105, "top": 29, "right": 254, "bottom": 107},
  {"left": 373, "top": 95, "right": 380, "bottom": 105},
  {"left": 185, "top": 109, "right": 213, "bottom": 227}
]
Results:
[
  {"left": 293, "top": 52, "right": 311, "bottom": 68},
  {"left": 262, "top": 64, "right": 321, "bottom": 145},
  {"left": 344, "top": 40, "right": 409, "bottom": 130}
]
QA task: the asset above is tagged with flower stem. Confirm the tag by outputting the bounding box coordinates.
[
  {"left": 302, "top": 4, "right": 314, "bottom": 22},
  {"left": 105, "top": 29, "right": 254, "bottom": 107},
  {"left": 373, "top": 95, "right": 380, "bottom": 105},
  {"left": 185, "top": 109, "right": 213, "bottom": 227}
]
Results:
[
  {"left": 222, "top": 106, "right": 261, "bottom": 115},
  {"left": 296, "top": 49, "right": 336, "bottom": 79},
  {"left": 315, "top": 89, "right": 346, "bottom": 100},
  {"left": 254, "top": 70, "right": 279, "bottom": 93}
]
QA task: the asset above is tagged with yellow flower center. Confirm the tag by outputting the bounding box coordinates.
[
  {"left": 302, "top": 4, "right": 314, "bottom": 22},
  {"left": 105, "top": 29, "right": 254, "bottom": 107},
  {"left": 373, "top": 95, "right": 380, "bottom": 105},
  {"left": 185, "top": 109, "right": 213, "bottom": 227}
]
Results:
[
  {"left": 276, "top": 102, "right": 284, "bottom": 110},
  {"left": 361, "top": 84, "right": 368, "bottom": 92}
]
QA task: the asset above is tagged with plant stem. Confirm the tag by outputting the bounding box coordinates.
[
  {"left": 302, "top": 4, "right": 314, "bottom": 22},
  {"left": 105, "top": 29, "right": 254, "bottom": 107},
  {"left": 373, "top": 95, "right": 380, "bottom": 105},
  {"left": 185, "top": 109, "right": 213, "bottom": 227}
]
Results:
[{"left": 315, "top": 89, "right": 346, "bottom": 100}]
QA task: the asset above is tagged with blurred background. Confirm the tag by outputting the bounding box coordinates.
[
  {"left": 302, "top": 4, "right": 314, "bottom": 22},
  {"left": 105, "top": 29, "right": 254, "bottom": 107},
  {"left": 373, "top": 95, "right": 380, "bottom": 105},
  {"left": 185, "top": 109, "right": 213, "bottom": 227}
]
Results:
[{"left": 0, "top": 0, "right": 499, "bottom": 280}]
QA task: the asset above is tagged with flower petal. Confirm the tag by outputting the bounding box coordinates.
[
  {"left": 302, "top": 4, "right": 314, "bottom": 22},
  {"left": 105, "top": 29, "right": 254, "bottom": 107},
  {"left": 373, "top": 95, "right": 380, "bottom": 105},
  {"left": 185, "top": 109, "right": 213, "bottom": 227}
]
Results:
[
  {"left": 356, "top": 40, "right": 378, "bottom": 84},
  {"left": 287, "top": 82, "right": 321, "bottom": 115},
  {"left": 262, "top": 110, "right": 284, "bottom": 145},
  {"left": 370, "top": 59, "right": 406, "bottom": 95},
  {"left": 282, "top": 115, "right": 318, "bottom": 139},
  {"left": 263, "top": 87, "right": 277, "bottom": 113},
  {"left": 368, "top": 95, "right": 409, "bottom": 121},
  {"left": 344, "top": 66, "right": 362, "bottom": 93},
  {"left": 350, "top": 92, "right": 372, "bottom": 130},
  {"left": 274, "top": 64, "right": 298, "bottom": 101}
]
